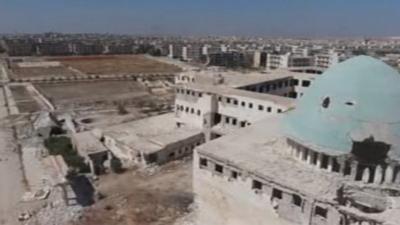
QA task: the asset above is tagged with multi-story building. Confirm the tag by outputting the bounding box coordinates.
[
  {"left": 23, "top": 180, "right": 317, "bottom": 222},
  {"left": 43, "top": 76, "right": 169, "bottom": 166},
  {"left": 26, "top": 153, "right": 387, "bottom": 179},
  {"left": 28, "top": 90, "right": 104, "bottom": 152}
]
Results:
[
  {"left": 4, "top": 39, "right": 35, "bottom": 56},
  {"left": 314, "top": 51, "right": 341, "bottom": 69},
  {"left": 74, "top": 42, "right": 104, "bottom": 55},
  {"left": 36, "top": 42, "right": 74, "bottom": 56},
  {"left": 193, "top": 56, "right": 400, "bottom": 225},
  {"left": 182, "top": 44, "right": 203, "bottom": 62},
  {"left": 174, "top": 68, "right": 316, "bottom": 139}
]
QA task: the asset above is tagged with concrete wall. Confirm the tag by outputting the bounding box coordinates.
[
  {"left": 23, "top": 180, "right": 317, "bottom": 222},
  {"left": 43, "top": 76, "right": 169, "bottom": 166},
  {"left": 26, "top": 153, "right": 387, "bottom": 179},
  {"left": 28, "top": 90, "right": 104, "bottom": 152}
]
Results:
[
  {"left": 218, "top": 95, "right": 286, "bottom": 124},
  {"left": 193, "top": 151, "right": 367, "bottom": 225},
  {"left": 193, "top": 151, "right": 293, "bottom": 225},
  {"left": 103, "top": 135, "right": 139, "bottom": 166},
  {"left": 240, "top": 78, "right": 294, "bottom": 97},
  {"left": 175, "top": 89, "right": 215, "bottom": 129},
  {"left": 146, "top": 132, "right": 205, "bottom": 165}
]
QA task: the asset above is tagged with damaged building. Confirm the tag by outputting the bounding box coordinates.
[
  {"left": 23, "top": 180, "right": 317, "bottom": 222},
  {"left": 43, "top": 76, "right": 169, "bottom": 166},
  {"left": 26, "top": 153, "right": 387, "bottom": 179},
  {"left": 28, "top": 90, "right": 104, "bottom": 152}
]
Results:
[
  {"left": 101, "top": 113, "right": 204, "bottom": 167},
  {"left": 193, "top": 56, "right": 400, "bottom": 225}
]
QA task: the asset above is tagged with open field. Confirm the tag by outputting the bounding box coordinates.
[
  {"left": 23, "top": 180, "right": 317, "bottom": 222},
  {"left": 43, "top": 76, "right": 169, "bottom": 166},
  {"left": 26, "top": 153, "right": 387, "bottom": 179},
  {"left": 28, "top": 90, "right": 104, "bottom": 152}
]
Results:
[
  {"left": 9, "top": 86, "right": 42, "bottom": 113},
  {"left": 49, "top": 55, "right": 182, "bottom": 75},
  {"left": 10, "top": 66, "right": 78, "bottom": 79},
  {"left": 36, "top": 81, "right": 147, "bottom": 102},
  {"left": 35, "top": 80, "right": 174, "bottom": 110},
  {"left": 73, "top": 159, "right": 193, "bottom": 225}
]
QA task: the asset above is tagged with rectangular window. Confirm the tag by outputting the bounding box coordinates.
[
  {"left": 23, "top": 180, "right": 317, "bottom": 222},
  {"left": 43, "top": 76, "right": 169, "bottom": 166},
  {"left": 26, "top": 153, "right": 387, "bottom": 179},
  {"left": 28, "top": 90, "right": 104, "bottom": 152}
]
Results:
[
  {"left": 252, "top": 180, "right": 262, "bottom": 190},
  {"left": 292, "top": 79, "right": 299, "bottom": 86},
  {"left": 302, "top": 80, "right": 311, "bottom": 87},
  {"left": 215, "top": 164, "right": 223, "bottom": 173},
  {"left": 199, "top": 158, "right": 207, "bottom": 167},
  {"left": 315, "top": 206, "right": 328, "bottom": 218},
  {"left": 227, "top": 98, "right": 231, "bottom": 103},
  {"left": 272, "top": 188, "right": 283, "bottom": 199},
  {"left": 258, "top": 105, "right": 264, "bottom": 111},
  {"left": 267, "top": 107, "right": 272, "bottom": 112},
  {"left": 231, "top": 170, "right": 239, "bottom": 179},
  {"left": 277, "top": 109, "right": 282, "bottom": 113},
  {"left": 249, "top": 103, "right": 253, "bottom": 108},
  {"left": 292, "top": 194, "right": 302, "bottom": 207},
  {"left": 197, "top": 110, "right": 201, "bottom": 116},
  {"left": 233, "top": 100, "right": 238, "bottom": 105},
  {"left": 232, "top": 118, "right": 237, "bottom": 126},
  {"left": 241, "top": 101, "right": 246, "bottom": 107},
  {"left": 199, "top": 93, "right": 203, "bottom": 97},
  {"left": 240, "top": 121, "right": 246, "bottom": 127}
]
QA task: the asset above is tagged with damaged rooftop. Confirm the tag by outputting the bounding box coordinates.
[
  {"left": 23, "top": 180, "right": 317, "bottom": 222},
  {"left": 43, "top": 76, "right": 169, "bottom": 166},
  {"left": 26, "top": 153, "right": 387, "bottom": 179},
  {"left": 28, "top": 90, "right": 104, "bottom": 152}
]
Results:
[{"left": 284, "top": 56, "right": 400, "bottom": 161}]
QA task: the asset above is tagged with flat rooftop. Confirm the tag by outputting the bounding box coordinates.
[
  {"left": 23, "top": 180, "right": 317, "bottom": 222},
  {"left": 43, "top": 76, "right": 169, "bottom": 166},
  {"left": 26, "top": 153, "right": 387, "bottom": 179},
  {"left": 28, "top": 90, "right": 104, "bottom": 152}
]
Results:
[
  {"left": 73, "top": 131, "right": 108, "bottom": 156},
  {"left": 184, "top": 68, "right": 311, "bottom": 88},
  {"left": 103, "top": 113, "right": 202, "bottom": 154},
  {"left": 197, "top": 115, "right": 400, "bottom": 223},
  {"left": 197, "top": 115, "right": 342, "bottom": 200},
  {"left": 180, "top": 83, "right": 296, "bottom": 108}
]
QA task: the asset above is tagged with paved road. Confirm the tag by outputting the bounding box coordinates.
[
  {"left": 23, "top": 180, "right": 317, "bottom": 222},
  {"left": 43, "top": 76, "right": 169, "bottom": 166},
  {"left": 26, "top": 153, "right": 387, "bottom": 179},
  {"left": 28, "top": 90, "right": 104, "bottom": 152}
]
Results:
[{"left": 0, "top": 126, "right": 25, "bottom": 224}]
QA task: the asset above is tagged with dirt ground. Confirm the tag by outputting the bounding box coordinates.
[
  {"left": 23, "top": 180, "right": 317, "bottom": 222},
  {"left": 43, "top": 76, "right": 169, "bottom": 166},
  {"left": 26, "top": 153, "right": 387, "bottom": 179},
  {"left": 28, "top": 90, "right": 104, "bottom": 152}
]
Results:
[
  {"left": 9, "top": 86, "right": 42, "bottom": 113},
  {"left": 35, "top": 80, "right": 174, "bottom": 112},
  {"left": 36, "top": 81, "right": 147, "bottom": 102},
  {"left": 50, "top": 55, "right": 181, "bottom": 75},
  {"left": 10, "top": 66, "right": 78, "bottom": 79},
  {"left": 73, "top": 159, "right": 193, "bottom": 225},
  {"left": 0, "top": 126, "right": 26, "bottom": 225}
]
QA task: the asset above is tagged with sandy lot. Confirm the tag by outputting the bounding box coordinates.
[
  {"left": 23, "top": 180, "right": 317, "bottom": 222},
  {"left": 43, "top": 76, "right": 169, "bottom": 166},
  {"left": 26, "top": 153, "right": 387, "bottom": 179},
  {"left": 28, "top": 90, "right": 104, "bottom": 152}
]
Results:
[
  {"left": 10, "top": 66, "right": 78, "bottom": 79},
  {"left": 9, "top": 86, "right": 42, "bottom": 113},
  {"left": 35, "top": 80, "right": 174, "bottom": 112},
  {"left": 0, "top": 127, "right": 26, "bottom": 225},
  {"left": 36, "top": 81, "right": 147, "bottom": 102},
  {"left": 73, "top": 159, "right": 193, "bottom": 225},
  {"left": 50, "top": 55, "right": 181, "bottom": 75}
]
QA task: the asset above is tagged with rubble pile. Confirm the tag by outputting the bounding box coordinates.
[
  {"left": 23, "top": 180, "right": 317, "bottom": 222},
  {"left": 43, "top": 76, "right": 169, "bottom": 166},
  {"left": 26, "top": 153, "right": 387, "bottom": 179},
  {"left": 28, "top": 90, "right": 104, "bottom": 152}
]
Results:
[{"left": 25, "top": 188, "right": 83, "bottom": 225}]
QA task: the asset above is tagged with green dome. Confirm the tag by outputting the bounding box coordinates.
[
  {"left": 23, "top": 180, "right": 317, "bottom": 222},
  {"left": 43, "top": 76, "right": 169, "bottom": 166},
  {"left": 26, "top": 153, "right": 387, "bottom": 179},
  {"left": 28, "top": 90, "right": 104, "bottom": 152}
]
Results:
[{"left": 284, "top": 56, "right": 400, "bottom": 158}]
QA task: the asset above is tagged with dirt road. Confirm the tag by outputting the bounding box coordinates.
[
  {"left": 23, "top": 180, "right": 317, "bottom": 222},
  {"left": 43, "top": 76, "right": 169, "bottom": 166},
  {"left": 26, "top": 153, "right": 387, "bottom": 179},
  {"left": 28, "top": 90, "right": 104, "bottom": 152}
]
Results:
[{"left": 0, "top": 127, "right": 25, "bottom": 225}]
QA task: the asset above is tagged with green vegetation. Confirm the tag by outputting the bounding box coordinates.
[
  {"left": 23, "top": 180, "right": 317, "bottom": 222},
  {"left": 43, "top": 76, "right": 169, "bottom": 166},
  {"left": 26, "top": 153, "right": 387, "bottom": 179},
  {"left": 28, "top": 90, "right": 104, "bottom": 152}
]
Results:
[
  {"left": 110, "top": 157, "right": 123, "bottom": 173},
  {"left": 44, "top": 136, "right": 89, "bottom": 173}
]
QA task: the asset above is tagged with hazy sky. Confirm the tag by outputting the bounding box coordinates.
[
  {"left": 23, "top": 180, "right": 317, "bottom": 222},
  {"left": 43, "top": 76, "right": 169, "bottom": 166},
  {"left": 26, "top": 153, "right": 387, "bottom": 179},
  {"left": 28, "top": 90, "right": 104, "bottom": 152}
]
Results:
[{"left": 0, "top": 0, "right": 399, "bottom": 37}]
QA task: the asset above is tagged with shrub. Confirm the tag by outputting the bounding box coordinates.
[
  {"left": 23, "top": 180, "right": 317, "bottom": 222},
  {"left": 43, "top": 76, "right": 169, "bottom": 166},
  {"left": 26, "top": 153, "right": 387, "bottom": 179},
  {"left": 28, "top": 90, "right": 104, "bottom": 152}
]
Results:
[
  {"left": 110, "top": 157, "right": 123, "bottom": 173},
  {"left": 44, "top": 136, "right": 89, "bottom": 173}
]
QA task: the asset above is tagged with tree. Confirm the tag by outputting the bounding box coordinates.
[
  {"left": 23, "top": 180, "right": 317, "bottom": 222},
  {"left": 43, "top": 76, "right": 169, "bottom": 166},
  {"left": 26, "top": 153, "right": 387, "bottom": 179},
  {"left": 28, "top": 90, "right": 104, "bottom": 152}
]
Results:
[{"left": 44, "top": 136, "right": 89, "bottom": 173}]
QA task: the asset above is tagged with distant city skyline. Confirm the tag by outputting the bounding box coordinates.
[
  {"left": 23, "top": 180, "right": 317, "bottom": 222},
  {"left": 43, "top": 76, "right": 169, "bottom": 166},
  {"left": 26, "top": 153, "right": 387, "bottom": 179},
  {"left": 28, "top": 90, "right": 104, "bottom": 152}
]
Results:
[{"left": 0, "top": 0, "right": 399, "bottom": 37}]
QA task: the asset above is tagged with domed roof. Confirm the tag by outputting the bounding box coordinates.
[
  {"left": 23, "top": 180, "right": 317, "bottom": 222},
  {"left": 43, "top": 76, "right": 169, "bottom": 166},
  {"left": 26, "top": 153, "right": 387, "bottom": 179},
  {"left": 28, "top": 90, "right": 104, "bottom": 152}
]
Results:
[{"left": 284, "top": 56, "right": 400, "bottom": 159}]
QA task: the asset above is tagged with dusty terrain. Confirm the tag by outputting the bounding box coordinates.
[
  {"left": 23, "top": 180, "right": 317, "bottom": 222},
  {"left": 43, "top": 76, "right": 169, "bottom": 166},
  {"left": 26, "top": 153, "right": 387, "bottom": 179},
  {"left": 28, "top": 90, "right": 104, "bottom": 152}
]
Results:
[
  {"left": 50, "top": 55, "right": 182, "bottom": 75},
  {"left": 9, "top": 85, "right": 42, "bottom": 113},
  {"left": 10, "top": 66, "right": 78, "bottom": 79},
  {"left": 73, "top": 159, "right": 193, "bottom": 225},
  {"left": 35, "top": 80, "right": 174, "bottom": 111},
  {"left": 36, "top": 81, "right": 147, "bottom": 102},
  {"left": 0, "top": 126, "right": 26, "bottom": 225}
]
